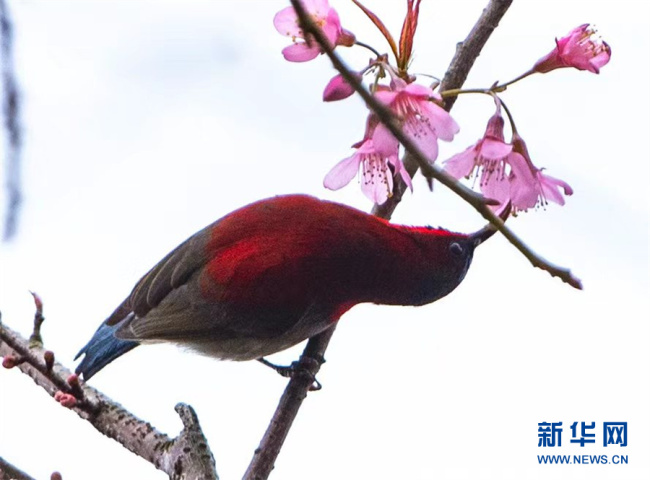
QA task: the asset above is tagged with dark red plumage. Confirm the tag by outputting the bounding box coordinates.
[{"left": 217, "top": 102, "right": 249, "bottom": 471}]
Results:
[{"left": 76, "top": 194, "right": 495, "bottom": 379}]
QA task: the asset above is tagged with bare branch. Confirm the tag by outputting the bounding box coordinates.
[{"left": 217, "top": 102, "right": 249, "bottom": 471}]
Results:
[
  {"left": 243, "top": 326, "right": 335, "bottom": 480},
  {"left": 0, "top": 457, "right": 38, "bottom": 480},
  {"left": 439, "top": 0, "right": 513, "bottom": 111},
  {"left": 0, "top": 314, "right": 219, "bottom": 480},
  {"left": 166, "top": 404, "right": 219, "bottom": 480}
]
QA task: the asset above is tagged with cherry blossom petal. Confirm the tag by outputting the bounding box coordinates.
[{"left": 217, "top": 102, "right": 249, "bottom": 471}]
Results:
[
  {"left": 282, "top": 43, "right": 321, "bottom": 62},
  {"left": 361, "top": 157, "right": 392, "bottom": 204},
  {"left": 323, "top": 154, "right": 360, "bottom": 190},
  {"left": 402, "top": 82, "right": 433, "bottom": 98},
  {"left": 374, "top": 89, "right": 398, "bottom": 105},
  {"left": 538, "top": 171, "right": 573, "bottom": 206},
  {"left": 589, "top": 47, "right": 611, "bottom": 73},
  {"left": 444, "top": 145, "right": 479, "bottom": 179},
  {"left": 403, "top": 119, "right": 439, "bottom": 162},
  {"left": 371, "top": 122, "right": 399, "bottom": 157},
  {"left": 390, "top": 156, "right": 413, "bottom": 191},
  {"left": 480, "top": 138, "right": 513, "bottom": 159},
  {"left": 418, "top": 101, "right": 460, "bottom": 141},
  {"left": 323, "top": 9, "right": 343, "bottom": 44},
  {"left": 481, "top": 170, "right": 511, "bottom": 209},
  {"left": 507, "top": 152, "right": 539, "bottom": 210},
  {"left": 305, "top": 0, "right": 331, "bottom": 13},
  {"left": 273, "top": 7, "right": 302, "bottom": 37}
]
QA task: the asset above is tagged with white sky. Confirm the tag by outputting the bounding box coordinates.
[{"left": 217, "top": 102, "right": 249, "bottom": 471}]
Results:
[{"left": 0, "top": 1, "right": 648, "bottom": 479}]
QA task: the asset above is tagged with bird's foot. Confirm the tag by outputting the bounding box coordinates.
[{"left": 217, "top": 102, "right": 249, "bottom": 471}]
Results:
[
  {"left": 257, "top": 357, "right": 322, "bottom": 391},
  {"left": 257, "top": 357, "right": 296, "bottom": 377}
]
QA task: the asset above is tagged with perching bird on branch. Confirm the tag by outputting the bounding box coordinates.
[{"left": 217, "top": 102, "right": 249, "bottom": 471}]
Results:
[{"left": 76, "top": 194, "right": 502, "bottom": 380}]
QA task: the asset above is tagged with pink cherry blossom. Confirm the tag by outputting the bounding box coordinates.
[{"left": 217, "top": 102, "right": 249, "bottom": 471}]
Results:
[
  {"left": 274, "top": 0, "right": 355, "bottom": 63},
  {"left": 324, "top": 122, "right": 411, "bottom": 204},
  {"left": 375, "top": 78, "right": 459, "bottom": 164},
  {"left": 444, "top": 112, "right": 514, "bottom": 207},
  {"left": 533, "top": 24, "right": 611, "bottom": 74},
  {"left": 443, "top": 112, "right": 572, "bottom": 212},
  {"left": 444, "top": 113, "right": 512, "bottom": 179},
  {"left": 510, "top": 133, "right": 573, "bottom": 209},
  {"left": 323, "top": 73, "right": 358, "bottom": 102}
]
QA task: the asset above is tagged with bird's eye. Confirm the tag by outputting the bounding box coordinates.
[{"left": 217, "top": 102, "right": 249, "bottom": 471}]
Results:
[{"left": 449, "top": 242, "right": 463, "bottom": 256}]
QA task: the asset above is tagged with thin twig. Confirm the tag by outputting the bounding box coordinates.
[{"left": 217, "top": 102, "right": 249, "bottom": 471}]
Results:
[
  {"left": 244, "top": 1, "right": 518, "bottom": 479},
  {"left": 439, "top": 0, "right": 514, "bottom": 110},
  {"left": 0, "top": 320, "right": 219, "bottom": 480},
  {"left": 0, "top": 457, "right": 38, "bottom": 480}
]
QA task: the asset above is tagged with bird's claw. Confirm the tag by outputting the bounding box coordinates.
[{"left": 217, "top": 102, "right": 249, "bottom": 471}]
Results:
[
  {"left": 257, "top": 358, "right": 297, "bottom": 378},
  {"left": 257, "top": 357, "right": 322, "bottom": 391}
]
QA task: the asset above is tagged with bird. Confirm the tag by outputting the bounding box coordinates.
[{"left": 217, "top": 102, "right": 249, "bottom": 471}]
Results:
[{"left": 75, "top": 194, "right": 503, "bottom": 380}]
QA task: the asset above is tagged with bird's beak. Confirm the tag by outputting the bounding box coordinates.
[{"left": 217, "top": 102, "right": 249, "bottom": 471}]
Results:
[{"left": 469, "top": 202, "right": 512, "bottom": 248}]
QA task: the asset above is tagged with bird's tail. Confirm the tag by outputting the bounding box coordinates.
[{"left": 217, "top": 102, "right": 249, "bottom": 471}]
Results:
[{"left": 75, "top": 320, "right": 139, "bottom": 380}]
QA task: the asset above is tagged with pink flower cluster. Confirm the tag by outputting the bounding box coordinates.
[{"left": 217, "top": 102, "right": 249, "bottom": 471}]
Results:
[
  {"left": 324, "top": 78, "right": 459, "bottom": 204},
  {"left": 444, "top": 108, "right": 572, "bottom": 212},
  {"left": 273, "top": 2, "right": 609, "bottom": 210},
  {"left": 274, "top": 0, "right": 458, "bottom": 204}
]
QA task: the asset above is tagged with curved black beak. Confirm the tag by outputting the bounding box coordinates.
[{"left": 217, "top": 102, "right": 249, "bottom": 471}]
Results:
[{"left": 469, "top": 202, "right": 512, "bottom": 248}]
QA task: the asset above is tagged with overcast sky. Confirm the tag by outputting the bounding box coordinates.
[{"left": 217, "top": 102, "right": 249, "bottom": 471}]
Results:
[{"left": 1, "top": 1, "right": 648, "bottom": 479}]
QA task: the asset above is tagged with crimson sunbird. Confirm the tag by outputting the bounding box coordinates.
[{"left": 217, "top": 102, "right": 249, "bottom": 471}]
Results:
[{"left": 76, "top": 194, "right": 501, "bottom": 379}]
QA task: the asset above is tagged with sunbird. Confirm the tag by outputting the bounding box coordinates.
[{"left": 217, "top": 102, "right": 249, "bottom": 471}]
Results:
[{"left": 76, "top": 194, "right": 501, "bottom": 379}]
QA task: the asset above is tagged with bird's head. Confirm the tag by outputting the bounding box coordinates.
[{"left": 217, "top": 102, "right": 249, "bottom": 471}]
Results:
[{"left": 401, "top": 203, "right": 511, "bottom": 306}]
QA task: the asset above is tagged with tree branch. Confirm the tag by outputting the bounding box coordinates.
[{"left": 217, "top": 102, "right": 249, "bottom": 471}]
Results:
[
  {"left": 0, "top": 308, "right": 219, "bottom": 480},
  {"left": 0, "top": 457, "right": 38, "bottom": 480},
  {"left": 439, "top": 0, "right": 513, "bottom": 111},
  {"left": 244, "top": 1, "right": 517, "bottom": 478},
  {"left": 243, "top": 327, "right": 335, "bottom": 480}
]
